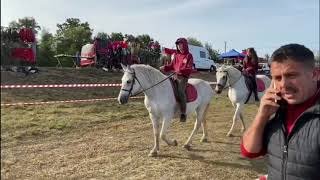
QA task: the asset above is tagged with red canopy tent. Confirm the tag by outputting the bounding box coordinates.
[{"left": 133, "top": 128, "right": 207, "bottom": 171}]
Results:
[{"left": 238, "top": 50, "right": 248, "bottom": 61}]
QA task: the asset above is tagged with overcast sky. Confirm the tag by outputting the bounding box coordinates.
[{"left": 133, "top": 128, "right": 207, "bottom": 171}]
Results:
[{"left": 1, "top": 0, "right": 319, "bottom": 56}]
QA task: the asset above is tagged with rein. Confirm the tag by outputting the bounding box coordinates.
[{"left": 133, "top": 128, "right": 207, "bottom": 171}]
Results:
[
  {"left": 121, "top": 70, "right": 176, "bottom": 96},
  {"left": 220, "top": 70, "right": 243, "bottom": 90}
]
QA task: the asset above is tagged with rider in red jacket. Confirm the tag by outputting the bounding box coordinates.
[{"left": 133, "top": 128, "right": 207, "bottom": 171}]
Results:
[
  {"left": 243, "top": 47, "right": 259, "bottom": 101},
  {"left": 160, "top": 37, "right": 194, "bottom": 122}
]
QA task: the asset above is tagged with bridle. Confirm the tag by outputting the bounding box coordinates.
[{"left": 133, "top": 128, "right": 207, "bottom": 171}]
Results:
[
  {"left": 217, "top": 70, "right": 242, "bottom": 90},
  {"left": 121, "top": 69, "right": 176, "bottom": 96}
]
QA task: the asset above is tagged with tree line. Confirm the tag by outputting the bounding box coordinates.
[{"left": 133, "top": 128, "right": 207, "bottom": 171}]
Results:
[{"left": 1, "top": 17, "right": 220, "bottom": 67}]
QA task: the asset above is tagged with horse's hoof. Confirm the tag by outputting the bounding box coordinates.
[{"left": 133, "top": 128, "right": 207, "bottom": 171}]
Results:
[
  {"left": 226, "top": 133, "right": 233, "bottom": 137},
  {"left": 200, "top": 138, "right": 208, "bottom": 143},
  {"left": 183, "top": 144, "right": 192, "bottom": 151},
  {"left": 148, "top": 151, "right": 158, "bottom": 157},
  {"left": 173, "top": 139, "right": 178, "bottom": 146}
]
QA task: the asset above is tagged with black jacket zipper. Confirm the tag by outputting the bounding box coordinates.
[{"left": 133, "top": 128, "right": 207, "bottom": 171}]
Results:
[{"left": 281, "top": 123, "right": 288, "bottom": 180}]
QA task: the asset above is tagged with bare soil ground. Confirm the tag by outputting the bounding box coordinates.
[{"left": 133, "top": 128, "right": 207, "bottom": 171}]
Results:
[{"left": 1, "top": 67, "right": 266, "bottom": 179}]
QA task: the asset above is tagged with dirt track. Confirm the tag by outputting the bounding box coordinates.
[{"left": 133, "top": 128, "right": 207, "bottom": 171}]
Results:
[{"left": 1, "top": 68, "right": 267, "bottom": 179}]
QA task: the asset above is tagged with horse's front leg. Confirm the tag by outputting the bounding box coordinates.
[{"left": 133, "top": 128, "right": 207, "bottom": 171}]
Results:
[
  {"left": 160, "top": 117, "right": 178, "bottom": 147},
  {"left": 149, "top": 113, "right": 160, "bottom": 157},
  {"left": 227, "top": 103, "right": 242, "bottom": 137}
]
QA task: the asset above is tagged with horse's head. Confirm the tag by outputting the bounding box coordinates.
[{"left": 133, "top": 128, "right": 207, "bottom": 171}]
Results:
[
  {"left": 118, "top": 64, "right": 142, "bottom": 104},
  {"left": 215, "top": 65, "right": 229, "bottom": 94}
]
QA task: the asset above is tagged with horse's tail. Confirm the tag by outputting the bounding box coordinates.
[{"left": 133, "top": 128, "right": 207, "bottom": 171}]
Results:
[{"left": 205, "top": 81, "right": 215, "bottom": 100}]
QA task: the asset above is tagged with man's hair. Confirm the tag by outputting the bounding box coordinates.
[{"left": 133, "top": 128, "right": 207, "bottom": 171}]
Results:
[{"left": 271, "top": 44, "right": 315, "bottom": 68}]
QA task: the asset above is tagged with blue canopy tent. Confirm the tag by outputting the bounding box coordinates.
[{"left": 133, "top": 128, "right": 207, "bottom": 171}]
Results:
[{"left": 218, "top": 49, "right": 245, "bottom": 59}]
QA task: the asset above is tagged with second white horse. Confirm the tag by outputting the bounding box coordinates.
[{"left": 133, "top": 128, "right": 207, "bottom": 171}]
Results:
[{"left": 215, "top": 65, "right": 271, "bottom": 136}]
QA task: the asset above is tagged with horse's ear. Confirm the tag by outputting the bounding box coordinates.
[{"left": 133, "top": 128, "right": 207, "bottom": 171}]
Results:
[{"left": 120, "top": 63, "right": 127, "bottom": 71}]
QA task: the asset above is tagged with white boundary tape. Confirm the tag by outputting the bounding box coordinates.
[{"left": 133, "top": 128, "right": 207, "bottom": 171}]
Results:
[
  {"left": 1, "top": 83, "right": 122, "bottom": 89},
  {"left": 1, "top": 81, "right": 216, "bottom": 106},
  {"left": 1, "top": 82, "right": 216, "bottom": 89},
  {"left": 1, "top": 96, "right": 144, "bottom": 106}
]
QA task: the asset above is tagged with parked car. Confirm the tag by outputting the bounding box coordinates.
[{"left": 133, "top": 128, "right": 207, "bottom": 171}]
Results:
[
  {"left": 188, "top": 44, "right": 217, "bottom": 72},
  {"left": 258, "top": 63, "right": 270, "bottom": 75}
]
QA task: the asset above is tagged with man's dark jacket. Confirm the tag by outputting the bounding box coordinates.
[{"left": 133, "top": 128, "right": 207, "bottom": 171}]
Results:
[{"left": 263, "top": 98, "right": 320, "bottom": 180}]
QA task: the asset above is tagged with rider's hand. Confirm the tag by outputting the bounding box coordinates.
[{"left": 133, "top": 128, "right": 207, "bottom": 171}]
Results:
[
  {"left": 159, "top": 66, "right": 165, "bottom": 72},
  {"left": 256, "top": 81, "right": 281, "bottom": 121}
]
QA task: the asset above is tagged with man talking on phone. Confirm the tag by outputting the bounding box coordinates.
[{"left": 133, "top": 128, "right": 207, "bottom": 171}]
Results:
[{"left": 241, "top": 44, "right": 320, "bottom": 180}]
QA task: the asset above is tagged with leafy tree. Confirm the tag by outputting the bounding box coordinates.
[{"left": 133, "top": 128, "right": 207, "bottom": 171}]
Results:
[
  {"left": 110, "top": 32, "right": 124, "bottom": 41},
  {"left": 55, "top": 18, "right": 92, "bottom": 55},
  {"left": 124, "top": 34, "right": 136, "bottom": 42},
  {"left": 187, "top": 37, "right": 203, "bottom": 47},
  {"left": 96, "top": 32, "right": 110, "bottom": 40},
  {"left": 204, "top": 42, "right": 219, "bottom": 62},
  {"left": 8, "top": 17, "right": 41, "bottom": 34},
  {"left": 136, "top": 34, "right": 153, "bottom": 49},
  {"left": 37, "top": 29, "right": 56, "bottom": 66}
]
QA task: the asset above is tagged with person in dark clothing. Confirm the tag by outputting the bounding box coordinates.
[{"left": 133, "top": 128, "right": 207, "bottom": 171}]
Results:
[
  {"left": 241, "top": 44, "right": 320, "bottom": 180},
  {"left": 75, "top": 51, "right": 81, "bottom": 67},
  {"left": 243, "top": 47, "right": 259, "bottom": 101},
  {"left": 160, "top": 38, "right": 194, "bottom": 122}
]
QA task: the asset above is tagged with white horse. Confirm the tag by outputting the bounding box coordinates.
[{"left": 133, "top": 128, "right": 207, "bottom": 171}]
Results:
[
  {"left": 118, "top": 64, "right": 214, "bottom": 157},
  {"left": 215, "top": 65, "right": 271, "bottom": 137}
]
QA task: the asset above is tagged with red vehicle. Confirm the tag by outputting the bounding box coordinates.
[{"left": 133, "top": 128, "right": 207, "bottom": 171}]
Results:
[{"left": 10, "top": 28, "right": 36, "bottom": 65}]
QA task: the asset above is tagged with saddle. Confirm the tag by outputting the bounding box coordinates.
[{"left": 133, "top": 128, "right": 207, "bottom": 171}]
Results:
[
  {"left": 169, "top": 78, "right": 197, "bottom": 103},
  {"left": 243, "top": 73, "right": 266, "bottom": 103}
]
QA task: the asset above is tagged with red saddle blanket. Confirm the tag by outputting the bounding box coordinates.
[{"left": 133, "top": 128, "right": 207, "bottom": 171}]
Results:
[
  {"left": 170, "top": 79, "right": 198, "bottom": 103},
  {"left": 244, "top": 74, "right": 266, "bottom": 93},
  {"left": 256, "top": 78, "right": 266, "bottom": 92}
]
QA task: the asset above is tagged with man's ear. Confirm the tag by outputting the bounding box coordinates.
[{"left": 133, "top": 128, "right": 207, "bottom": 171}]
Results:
[{"left": 312, "top": 67, "right": 320, "bottom": 81}]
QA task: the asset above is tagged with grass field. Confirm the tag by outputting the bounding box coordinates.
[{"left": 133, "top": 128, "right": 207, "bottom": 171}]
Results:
[{"left": 1, "top": 67, "right": 267, "bottom": 179}]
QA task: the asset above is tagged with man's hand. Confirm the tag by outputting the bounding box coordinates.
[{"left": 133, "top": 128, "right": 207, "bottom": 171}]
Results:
[
  {"left": 257, "top": 81, "right": 281, "bottom": 121},
  {"left": 241, "top": 81, "right": 281, "bottom": 154}
]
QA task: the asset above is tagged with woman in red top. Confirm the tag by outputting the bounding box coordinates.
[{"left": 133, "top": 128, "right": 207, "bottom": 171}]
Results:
[
  {"left": 243, "top": 47, "right": 259, "bottom": 101},
  {"left": 160, "top": 38, "right": 194, "bottom": 122}
]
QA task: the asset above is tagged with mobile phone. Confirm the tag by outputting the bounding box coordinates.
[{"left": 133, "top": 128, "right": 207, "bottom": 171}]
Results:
[{"left": 273, "top": 82, "right": 287, "bottom": 108}]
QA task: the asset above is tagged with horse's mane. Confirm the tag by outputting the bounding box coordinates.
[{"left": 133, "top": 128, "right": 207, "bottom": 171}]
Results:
[
  {"left": 219, "top": 65, "right": 241, "bottom": 75},
  {"left": 130, "top": 64, "right": 167, "bottom": 85},
  {"left": 217, "top": 65, "right": 242, "bottom": 85}
]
